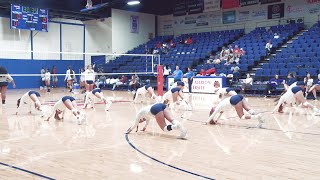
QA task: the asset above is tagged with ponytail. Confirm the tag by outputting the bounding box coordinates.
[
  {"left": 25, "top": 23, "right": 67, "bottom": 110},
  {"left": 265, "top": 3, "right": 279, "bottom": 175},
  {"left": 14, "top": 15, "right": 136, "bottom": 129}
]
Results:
[{"left": 17, "top": 98, "right": 21, "bottom": 108}]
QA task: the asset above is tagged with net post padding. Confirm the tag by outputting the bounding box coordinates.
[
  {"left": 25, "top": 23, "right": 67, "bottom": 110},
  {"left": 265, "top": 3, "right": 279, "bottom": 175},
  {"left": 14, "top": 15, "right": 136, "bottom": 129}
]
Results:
[{"left": 157, "top": 65, "right": 164, "bottom": 96}]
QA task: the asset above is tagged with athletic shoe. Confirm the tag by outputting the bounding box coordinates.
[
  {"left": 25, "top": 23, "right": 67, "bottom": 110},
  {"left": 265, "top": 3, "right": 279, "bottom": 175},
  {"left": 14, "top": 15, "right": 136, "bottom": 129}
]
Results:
[
  {"left": 105, "top": 101, "right": 112, "bottom": 111},
  {"left": 256, "top": 114, "right": 264, "bottom": 128}
]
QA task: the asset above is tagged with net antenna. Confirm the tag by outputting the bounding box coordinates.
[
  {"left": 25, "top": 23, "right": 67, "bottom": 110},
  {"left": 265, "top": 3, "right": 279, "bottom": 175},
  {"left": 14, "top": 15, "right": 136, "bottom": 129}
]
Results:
[{"left": 86, "top": 0, "right": 93, "bottom": 9}]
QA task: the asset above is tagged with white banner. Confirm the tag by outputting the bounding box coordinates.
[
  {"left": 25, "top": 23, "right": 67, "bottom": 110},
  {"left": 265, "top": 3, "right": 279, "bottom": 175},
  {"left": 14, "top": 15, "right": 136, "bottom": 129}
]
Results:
[
  {"left": 237, "top": 10, "right": 250, "bottom": 22},
  {"left": 167, "top": 77, "right": 225, "bottom": 94},
  {"left": 204, "top": 0, "right": 221, "bottom": 12},
  {"left": 130, "top": 16, "right": 139, "bottom": 33},
  {"left": 208, "top": 11, "right": 222, "bottom": 24},
  {"left": 251, "top": 6, "right": 267, "bottom": 20}
]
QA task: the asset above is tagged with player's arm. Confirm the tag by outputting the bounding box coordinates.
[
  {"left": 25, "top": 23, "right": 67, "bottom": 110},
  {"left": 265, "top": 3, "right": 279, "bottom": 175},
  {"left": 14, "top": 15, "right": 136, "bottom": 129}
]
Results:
[
  {"left": 207, "top": 106, "right": 222, "bottom": 125},
  {"left": 126, "top": 110, "right": 144, "bottom": 134},
  {"left": 46, "top": 105, "right": 57, "bottom": 121},
  {"left": 141, "top": 118, "right": 151, "bottom": 131},
  {"left": 7, "top": 74, "right": 16, "bottom": 88}
]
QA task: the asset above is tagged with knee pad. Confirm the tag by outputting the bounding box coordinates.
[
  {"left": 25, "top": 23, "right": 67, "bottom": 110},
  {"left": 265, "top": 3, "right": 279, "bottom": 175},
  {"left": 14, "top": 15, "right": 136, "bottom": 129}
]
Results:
[
  {"left": 71, "top": 108, "right": 79, "bottom": 115},
  {"left": 248, "top": 109, "right": 256, "bottom": 115},
  {"left": 303, "top": 102, "right": 310, "bottom": 107}
]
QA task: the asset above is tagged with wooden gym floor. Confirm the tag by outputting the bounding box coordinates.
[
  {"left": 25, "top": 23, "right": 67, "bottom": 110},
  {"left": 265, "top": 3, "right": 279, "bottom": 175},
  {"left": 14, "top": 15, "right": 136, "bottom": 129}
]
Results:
[{"left": 0, "top": 88, "right": 320, "bottom": 180}]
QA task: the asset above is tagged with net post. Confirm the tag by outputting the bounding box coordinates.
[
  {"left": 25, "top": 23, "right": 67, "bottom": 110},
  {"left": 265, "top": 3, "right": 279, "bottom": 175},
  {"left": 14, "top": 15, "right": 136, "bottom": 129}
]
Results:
[
  {"left": 157, "top": 65, "right": 164, "bottom": 96},
  {"left": 151, "top": 55, "right": 154, "bottom": 73}
]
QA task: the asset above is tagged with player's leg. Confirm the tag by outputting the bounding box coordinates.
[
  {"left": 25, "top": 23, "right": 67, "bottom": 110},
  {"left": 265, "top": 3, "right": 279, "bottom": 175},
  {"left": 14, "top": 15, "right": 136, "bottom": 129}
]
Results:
[{"left": 0, "top": 85, "right": 8, "bottom": 105}]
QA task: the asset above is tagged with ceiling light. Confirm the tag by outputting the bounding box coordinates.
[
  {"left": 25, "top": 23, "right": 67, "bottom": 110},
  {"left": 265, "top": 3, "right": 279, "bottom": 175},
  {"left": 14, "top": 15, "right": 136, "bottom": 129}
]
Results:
[{"left": 127, "top": 1, "right": 140, "bottom": 5}]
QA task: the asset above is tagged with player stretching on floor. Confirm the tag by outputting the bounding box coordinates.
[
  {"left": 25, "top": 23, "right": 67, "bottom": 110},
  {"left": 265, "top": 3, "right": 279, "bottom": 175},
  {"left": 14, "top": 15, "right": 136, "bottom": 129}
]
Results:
[
  {"left": 207, "top": 94, "right": 264, "bottom": 126},
  {"left": 126, "top": 103, "right": 187, "bottom": 139},
  {"left": 162, "top": 81, "right": 185, "bottom": 106},
  {"left": 16, "top": 91, "right": 44, "bottom": 115},
  {"left": 133, "top": 85, "right": 157, "bottom": 103},
  {"left": 273, "top": 81, "right": 320, "bottom": 115},
  {"left": 46, "top": 96, "right": 86, "bottom": 125},
  {"left": 83, "top": 88, "right": 112, "bottom": 111}
]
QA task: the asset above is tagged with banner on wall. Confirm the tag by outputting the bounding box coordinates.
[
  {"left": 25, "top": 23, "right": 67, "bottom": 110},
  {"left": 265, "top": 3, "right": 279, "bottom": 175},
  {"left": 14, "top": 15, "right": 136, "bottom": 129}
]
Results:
[
  {"left": 209, "top": 11, "right": 222, "bottom": 24},
  {"left": 130, "top": 16, "right": 139, "bottom": 33},
  {"left": 260, "top": 0, "right": 281, "bottom": 4},
  {"left": 308, "top": 3, "right": 320, "bottom": 14},
  {"left": 187, "top": 0, "right": 204, "bottom": 14},
  {"left": 306, "top": 0, "right": 320, "bottom": 3},
  {"left": 251, "top": 6, "right": 267, "bottom": 20},
  {"left": 286, "top": 4, "right": 304, "bottom": 17},
  {"left": 268, "top": 3, "right": 284, "bottom": 19},
  {"left": 241, "top": 0, "right": 259, "bottom": 6},
  {"left": 174, "top": 0, "right": 187, "bottom": 16},
  {"left": 204, "top": 0, "right": 221, "bottom": 12},
  {"left": 222, "top": 0, "right": 240, "bottom": 9},
  {"left": 237, "top": 10, "right": 250, "bottom": 22},
  {"left": 223, "top": 10, "right": 236, "bottom": 24}
]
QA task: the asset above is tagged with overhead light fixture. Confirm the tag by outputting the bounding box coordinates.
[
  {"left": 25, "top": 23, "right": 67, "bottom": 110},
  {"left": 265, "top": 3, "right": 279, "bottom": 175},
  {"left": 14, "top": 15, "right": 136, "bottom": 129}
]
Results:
[{"left": 127, "top": 1, "right": 140, "bottom": 5}]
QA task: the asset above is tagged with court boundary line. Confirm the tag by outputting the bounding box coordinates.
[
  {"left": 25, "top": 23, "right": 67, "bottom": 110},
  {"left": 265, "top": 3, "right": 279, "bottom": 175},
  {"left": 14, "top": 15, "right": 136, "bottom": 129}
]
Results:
[
  {"left": 0, "top": 162, "right": 55, "bottom": 180},
  {"left": 125, "top": 134, "right": 215, "bottom": 180}
]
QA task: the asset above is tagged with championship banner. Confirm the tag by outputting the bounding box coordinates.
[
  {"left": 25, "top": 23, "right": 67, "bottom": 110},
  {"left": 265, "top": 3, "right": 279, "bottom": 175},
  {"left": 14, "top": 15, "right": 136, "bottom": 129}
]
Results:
[
  {"left": 174, "top": 0, "right": 187, "bottom": 16},
  {"left": 130, "top": 16, "right": 139, "bottom": 33},
  {"left": 260, "top": 0, "right": 281, "bottom": 5},
  {"left": 187, "top": 0, "right": 204, "bottom": 14},
  {"left": 222, "top": 0, "right": 240, "bottom": 9},
  {"left": 223, "top": 10, "right": 236, "bottom": 24},
  {"left": 204, "top": 0, "right": 221, "bottom": 12},
  {"left": 268, "top": 3, "right": 284, "bottom": 19},
  {"left": 240, "top": 0, "right": 259, "bottom": 6},
  {"left": 251, "top": 6, "right": 267, "bottom": 20}
]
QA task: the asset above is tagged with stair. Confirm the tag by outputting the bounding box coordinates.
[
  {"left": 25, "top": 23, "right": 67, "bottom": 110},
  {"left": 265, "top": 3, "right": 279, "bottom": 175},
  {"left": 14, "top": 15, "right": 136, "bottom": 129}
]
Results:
[{"left": 247, "top": 28, "right": 306, "bottom": 79}]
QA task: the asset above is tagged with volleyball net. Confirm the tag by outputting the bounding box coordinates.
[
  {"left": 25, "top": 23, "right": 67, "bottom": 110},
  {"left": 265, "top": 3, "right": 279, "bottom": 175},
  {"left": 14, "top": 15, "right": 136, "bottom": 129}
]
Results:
[{"left": 0, "top": 50, "right": 163, "bottom": 93}]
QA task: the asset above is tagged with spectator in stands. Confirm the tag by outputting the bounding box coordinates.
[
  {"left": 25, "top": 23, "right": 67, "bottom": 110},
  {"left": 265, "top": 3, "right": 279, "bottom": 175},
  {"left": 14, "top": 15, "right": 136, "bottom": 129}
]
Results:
[
  {"left": 265, "top": 40, "right": 273, "bottom": 55},
  {"left": 231, "top": 62, "right": 240, "bottom": 81},
  {"left": 156, "top": 42, "right": 161, "bottom": 49},
  {"left": 172, "top": 65, "right": 183, "bottom": 82},
  {"left": 264, "top": 74, "right": 284, "bottom": 97},
  {"left": 284, "top": 73, "right": 296, "bottom": 90},
  {"left": 274, "top": 33, "right": 280, "bottom": 39},
  {"left": 206, "top": 55, "right": 214, "bottom": 64},
  {"left": 228, "top": 45, "right": 233, "bottom": 54},
  {"left": 225, "top": 55, "right": 234, "bottom": 66},
  {"left": 96, "top": 71, "right": 107, "bottom": 89},
  {"left": 240, "top": 48, "right": 246, "bottom": 56},
  {"left": 233, "top": 45, "right": 240, "bottom": 56},
  {"left": 212, "top": 55, "right": 221, "bottom": 64},
  {"left": 220, "top": 47, "right": 227, "bottom": 61},
  {"left": 185, "top": 36, "right": 193, "bottom": 45},
  {"left": 112, "top": 75, "right": 127, "bottom": 91},
  {"left": 241, "top": 74, "right": 253, "bottom": 94},
  {"left": 199, "top": 67, "right": 216, "bottom": 76},
  {"left": 184, "top": 67, "right": 194, "bottom": 94},
  {"left": 51, "top": 66, "right": 58, "bottom": 88},
  {"left": 170, "top": 40, "right": 176, "bottom": 48},
  {"left": 304, "top": 72, "right": 314, "bottom": 97},
  {"left": 306, "top": 74, "right": 320, "bottom": 100}
]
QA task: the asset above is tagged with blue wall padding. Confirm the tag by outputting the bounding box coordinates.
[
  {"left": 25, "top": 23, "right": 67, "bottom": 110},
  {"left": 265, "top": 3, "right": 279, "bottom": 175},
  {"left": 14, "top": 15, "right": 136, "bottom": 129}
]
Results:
[{"left": 0, "top": 59, "right": 84, "bottom": 89}]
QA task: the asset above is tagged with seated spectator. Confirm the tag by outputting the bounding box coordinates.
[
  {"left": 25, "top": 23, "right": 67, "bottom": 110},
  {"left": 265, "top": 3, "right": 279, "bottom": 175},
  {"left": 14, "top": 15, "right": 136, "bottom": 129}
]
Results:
[
  {"left": 220, "top": 46, "right": 227, "bottom": 60},
  {"left": 225, "top": 55, "right": 234, "bottom": 65},
  {"left": 228, "top": 45, "right": 233, "bottom": 54},
  {"left": 264, "top": 74, "right": 284, "bottom": 97},
  {"left": 112, "top": 75, "right": 127, "bottom": 90},
  {"left": 185, "top": 37, "right": 193, "bottom": 45},
  {"left": 212, "top": 55, "right": 221, "bottom": 64},
  {"left": 230, "top": 62, "right": 240, "bottom": 80},
  {"left": 170, "top": 40, "right": 176, "bottom": 48},
  {"left": 240, "top": 48, "right": 246, "bottom": 56},
  {"left": 284, "top": 73, "right": 296, "bottom": 90},
  {"left": 206, "top": 55, "right": 214, "bottom": 64},
  {"left": 156, "top": 42, "right": 161, "bottom": 49},
  {"left": 241, "top": 74, "right": 253, "bottom": 94},
  {"left": 265, "top": 40, "right": 273, "bottom": 55},
  {"left": 233, "top": 45, "right": 240, "bottom": 55},
  {"left": 306, "top": 74, "right": 320, "bottom": 100},
  {"left": 96, "top": 73, "right": 107, "bottom": 89},
  {"left": 274, "top": 33, "right": 280, "bottom": 39}
]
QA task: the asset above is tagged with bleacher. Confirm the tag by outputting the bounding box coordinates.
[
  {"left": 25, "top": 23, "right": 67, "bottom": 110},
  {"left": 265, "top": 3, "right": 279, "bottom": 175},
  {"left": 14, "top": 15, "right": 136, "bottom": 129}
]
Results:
[
  {"left": 197, "top": 23, "right": 303, "bottom": 77},
  {"left": 255, "top": 23, "right": 320, "bottom": 80}
]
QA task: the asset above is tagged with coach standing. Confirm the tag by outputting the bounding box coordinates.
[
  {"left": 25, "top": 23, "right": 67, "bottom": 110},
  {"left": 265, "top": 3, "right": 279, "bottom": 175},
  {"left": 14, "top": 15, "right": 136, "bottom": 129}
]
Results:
[
  {"left": 172, "top": 65, "right": 183, "bottom": 83},
  {"left": 185, "top": 67, "right": 194, "bottom": 94}
]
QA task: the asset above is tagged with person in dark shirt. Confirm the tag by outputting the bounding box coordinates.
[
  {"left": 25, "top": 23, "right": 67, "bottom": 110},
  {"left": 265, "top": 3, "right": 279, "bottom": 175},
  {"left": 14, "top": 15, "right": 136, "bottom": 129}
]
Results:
[
  {"left": 264, "top": 74, "right": 284, "bottom": 97},
  {"left": 284, "top": 73, "right": 296, "bottom": 90}
]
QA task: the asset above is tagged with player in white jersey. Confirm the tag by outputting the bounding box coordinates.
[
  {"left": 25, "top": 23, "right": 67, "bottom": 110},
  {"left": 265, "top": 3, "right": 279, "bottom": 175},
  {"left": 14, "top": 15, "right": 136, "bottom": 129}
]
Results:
[
  {"left": 0, "top": 66, "right": 16, "bottom": 106},
  {"left": 16, "top": 91, "right": 45, "bottom": 115},
  {"left": 213, "top": 81, "right": 237, "bottom": 100},
  {"left": 273, "top": 81, "right": 320, "bottom": 115},
  {"left": 83, "top": 88, "right": 112, "bottom": 111},
  {"left": 162, "top": 81, "right": 185, "bottom": 106},
  {"left": 126, "top": 103, "right": 187, "bottom": 139},
  {"left": 207, "top": 94, "right": 264, "bottom": 126},
  {"left": 46, "top": 96, "right": 86, "bottom": 125},
  {"left": 44, "top": 68, "right": 51, "bottom": 92},
  {"left": 133, "top": 85, "right": 157, "bottom": 103},
  {"left": 84, "top": 64, "right": 95, "bottom": 92}
]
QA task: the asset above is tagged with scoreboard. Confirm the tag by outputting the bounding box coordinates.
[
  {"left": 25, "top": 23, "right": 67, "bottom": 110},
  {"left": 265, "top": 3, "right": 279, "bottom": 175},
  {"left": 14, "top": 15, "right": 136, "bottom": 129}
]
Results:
[{"left": 11, "top": 4, "right": 48, "bottom": 32}]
